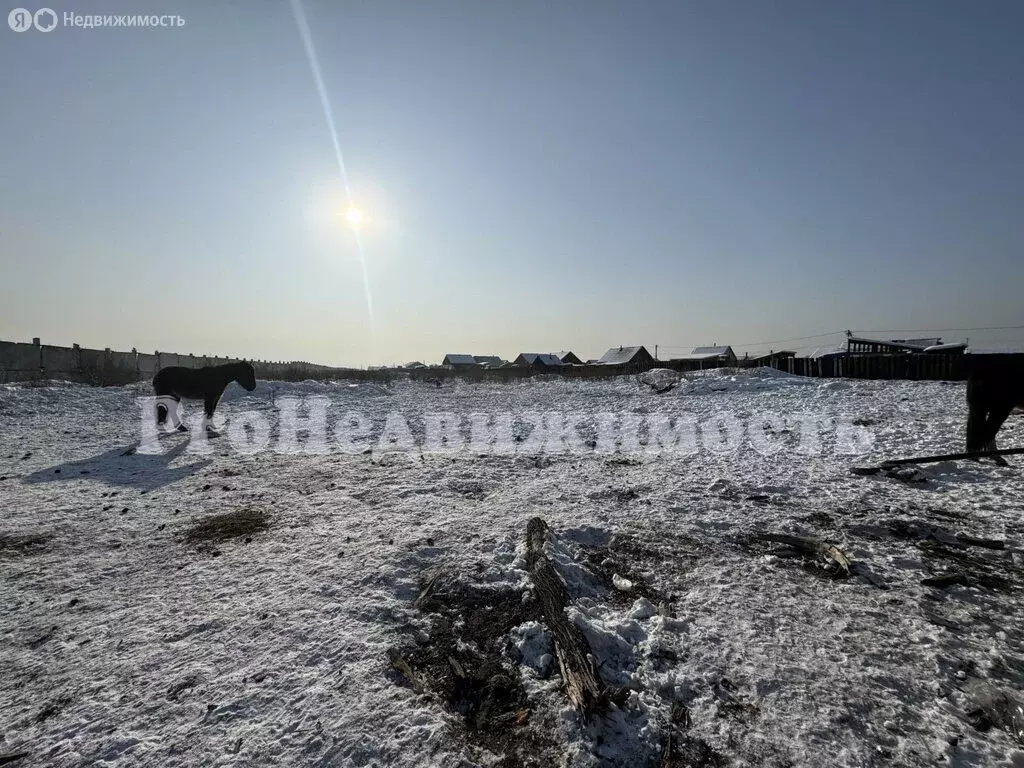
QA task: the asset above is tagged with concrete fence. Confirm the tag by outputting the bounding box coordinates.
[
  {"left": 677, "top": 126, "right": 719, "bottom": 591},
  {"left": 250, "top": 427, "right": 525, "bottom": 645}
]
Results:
[{"left": 0, "top": 338, "right": 343, "bottom": 385}]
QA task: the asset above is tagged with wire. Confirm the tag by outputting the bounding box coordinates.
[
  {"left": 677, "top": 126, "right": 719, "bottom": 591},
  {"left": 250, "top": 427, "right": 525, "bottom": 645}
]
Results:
[
  {"left": 857, "top": 325, "right": 1024, "bottom": 334},
  {"left": 658, "top": 330, "right": 846, "bottom": 353}
]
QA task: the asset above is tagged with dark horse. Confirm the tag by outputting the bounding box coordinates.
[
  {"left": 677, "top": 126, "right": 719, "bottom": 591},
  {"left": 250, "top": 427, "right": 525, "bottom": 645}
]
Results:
[
  {"left": 153, "top": 362, "right": 257, "bottom": 434},
  {"left": 966, "top": 355, "right": 1024, "bottom": 464}
]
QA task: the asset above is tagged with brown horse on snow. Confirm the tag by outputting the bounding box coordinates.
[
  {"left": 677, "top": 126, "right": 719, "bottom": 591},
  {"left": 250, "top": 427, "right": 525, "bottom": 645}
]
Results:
[{"left": 153, "top": 362, "right": 256, "bottom": 434}]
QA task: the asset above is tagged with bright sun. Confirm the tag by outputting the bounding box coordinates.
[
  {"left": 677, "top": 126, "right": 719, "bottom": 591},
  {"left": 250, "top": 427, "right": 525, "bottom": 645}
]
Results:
[{"left": 344, "top": 206, "right": 364, "bottom": 227}]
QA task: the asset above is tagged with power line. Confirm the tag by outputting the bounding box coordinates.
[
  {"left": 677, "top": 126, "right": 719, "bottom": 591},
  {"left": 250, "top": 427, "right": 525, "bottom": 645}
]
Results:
[
  {"left": 856, "top": 324, "right": 1024, "bottom": 335},
  {"left": 658, "top": 330, "right": 846, "bottom": 352},
  {"left": 730, "top": 331, "right": 848, "bottom": 349}
]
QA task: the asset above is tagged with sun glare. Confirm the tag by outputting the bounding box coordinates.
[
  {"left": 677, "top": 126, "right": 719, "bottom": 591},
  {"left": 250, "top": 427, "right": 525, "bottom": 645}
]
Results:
[{"left": 345, "top": 206, "right": 364, "bottom": 227}]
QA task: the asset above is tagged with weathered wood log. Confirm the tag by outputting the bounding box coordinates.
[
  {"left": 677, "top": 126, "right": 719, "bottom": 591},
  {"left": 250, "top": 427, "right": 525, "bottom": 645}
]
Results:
[
  {"left": 849, "top": 561, "right": 890, "bottom": 590},
  {"left": 525, "top": 517, "right": 606, "bottom": 713},
  {"left": 753, "top": 533, "right": 851, "bottom": 575},
  {"left": 921, "top": 572, "right": 968, "bottom": 588},
  {"left": 957, "top": 534, "right": 1006, "bottom": 550}
]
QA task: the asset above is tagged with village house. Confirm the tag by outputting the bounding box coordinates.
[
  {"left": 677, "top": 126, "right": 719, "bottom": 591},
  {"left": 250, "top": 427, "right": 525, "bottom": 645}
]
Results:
[
  {"left": 511, "top": 353, "right": 564, "bottom": 368},
  {"left": 597, "top": 346, "right": 656, "bottom": 372},
  {"left": 441, "top": 354, "right": 479, "bottom": 370}
]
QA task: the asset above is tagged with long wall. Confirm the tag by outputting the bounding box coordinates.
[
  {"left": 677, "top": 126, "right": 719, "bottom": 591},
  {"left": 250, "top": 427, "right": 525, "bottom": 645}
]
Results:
[{"left": 0, "top": 338, "right": 343, "bottom": 385}]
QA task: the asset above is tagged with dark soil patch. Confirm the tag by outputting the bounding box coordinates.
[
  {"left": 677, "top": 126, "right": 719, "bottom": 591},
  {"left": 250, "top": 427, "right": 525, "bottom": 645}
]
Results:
[
  {"left": 605, "top": 456, "right": 643, "bottom": 466},
  {"left": 183, "top": 508, "right": 269, "bottom": 546},
  {"left": 34, "top": 696, "right": 72, "bottom": 724},
  {"left": 578, "top": 533, "right": 680, "bottom": 607},
  {"left": 587, "top": 486, "right": 648, "bottom": 504},
  {"left": 391, "top": 571, "right": 560, "bottom": 767},
  {"left": 918, "top": 541, "right": 1018, "bottom": 592},
  {"left": 662, "top": 702, "right": 728, "bottom": 767},
  {"left": 447, "top": 479, "right": 490, "bottom": 500},
  {"left": 0, "top": 532, "right": 50, "bottom": 557}
]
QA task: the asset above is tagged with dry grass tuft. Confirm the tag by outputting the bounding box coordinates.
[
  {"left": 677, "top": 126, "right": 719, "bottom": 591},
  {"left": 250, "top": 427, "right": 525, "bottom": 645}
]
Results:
[{"left": 183, "top": 508, "right": 269, "bottom": 545}]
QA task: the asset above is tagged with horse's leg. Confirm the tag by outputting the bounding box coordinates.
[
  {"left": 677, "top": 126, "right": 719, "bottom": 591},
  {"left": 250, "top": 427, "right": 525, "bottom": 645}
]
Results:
[
  {"left": 981, "top": 401, "right": 1013, "bottom": 466},
  {"left": 965, "top": 376, "right": 989, "bottom": 454},
  {"left": 155, "top": 395, "right": 186, "bottom": 432},
  {"left": 202, "top": 394, "right": 222, "bottom": 435}
]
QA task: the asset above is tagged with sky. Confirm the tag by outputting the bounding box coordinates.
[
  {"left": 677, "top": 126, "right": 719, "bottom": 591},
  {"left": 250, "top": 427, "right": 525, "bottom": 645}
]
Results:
[{"left": 2, "top": 0, "right": 1023, "bottom": 366}]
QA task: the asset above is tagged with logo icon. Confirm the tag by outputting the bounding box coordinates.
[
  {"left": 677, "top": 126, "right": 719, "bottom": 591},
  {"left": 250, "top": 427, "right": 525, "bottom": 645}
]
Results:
[
  {"left": 8, "top": 7, "right": 33, "bottom": 31},
  {"left": 33, "top": 7, "right": 56, "bottom": 31}
]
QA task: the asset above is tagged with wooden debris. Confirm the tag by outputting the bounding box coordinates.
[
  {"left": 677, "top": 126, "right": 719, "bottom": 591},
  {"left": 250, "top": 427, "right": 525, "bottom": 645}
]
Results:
[
  {"left": 921, "top": 605, "right": 960, "bottom": 630},
  {"left": 921, "top": 572, "right": 968, "bottom": 589},
  {"left": 849, "top": 561, "right": 890, "bottom": 590},
  {"left": 957, "top": 534, "right": 1005, "bottom": 551},
  {"left": 448, "top": 655, "right": 466, "bottom": 679},
  {"left": 414, "top": 569, "right": 444, "bottom": 609},
  {"left": 388, "top": 650, "right": 424, "bottom": 693},
  {"left": 525, "top": 517, "right": 606, "bottom": 713},
  {"left": 861, "top": 520, "right": 1007, "bottom": 552},
  {"left": 755, "top": 533, "right": 851, "bottom": 576}
]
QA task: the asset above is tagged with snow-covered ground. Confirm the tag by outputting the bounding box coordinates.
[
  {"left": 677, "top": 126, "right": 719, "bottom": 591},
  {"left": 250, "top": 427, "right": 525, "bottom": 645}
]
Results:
[{"left": 2, "top": 369, "right": 1024, "bottom": 767}]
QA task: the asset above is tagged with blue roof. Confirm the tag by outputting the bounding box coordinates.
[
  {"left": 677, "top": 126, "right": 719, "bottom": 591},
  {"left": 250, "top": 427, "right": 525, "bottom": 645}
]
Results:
[
  {"left": 518, "top": 353, "right": 563, "bottom": 366},
  {"left": 443, "top": 354, "right": 478, "bottom": 365}
]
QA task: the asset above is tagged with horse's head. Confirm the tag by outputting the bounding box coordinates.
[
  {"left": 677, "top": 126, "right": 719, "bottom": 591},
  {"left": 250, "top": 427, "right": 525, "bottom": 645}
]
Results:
[{"left": 236, "top": 362, "right": 257, "bottom": 391}]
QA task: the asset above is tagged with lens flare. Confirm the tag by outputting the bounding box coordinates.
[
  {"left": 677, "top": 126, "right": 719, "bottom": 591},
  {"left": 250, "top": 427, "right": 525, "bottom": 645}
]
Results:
[
  {"left": 290, "top": 0, "right": 375, "bottom": 336},
  {"left": 345, "top": 206, "right": 364, "bottom": 227}
]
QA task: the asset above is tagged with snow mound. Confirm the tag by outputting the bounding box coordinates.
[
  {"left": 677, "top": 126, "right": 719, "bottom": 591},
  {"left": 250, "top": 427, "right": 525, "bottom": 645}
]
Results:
[
  {"left": 682, "top": 366, "right": 813, "bottom": 395},
  {"left": 638, "top": 369, "right": 681, "bottom": 393}
]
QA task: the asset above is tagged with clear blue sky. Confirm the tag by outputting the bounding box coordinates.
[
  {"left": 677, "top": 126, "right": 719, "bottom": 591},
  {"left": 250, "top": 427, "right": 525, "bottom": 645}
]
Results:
[{"left": 2, "top": 0, "right": 1022, "bottom": 365}]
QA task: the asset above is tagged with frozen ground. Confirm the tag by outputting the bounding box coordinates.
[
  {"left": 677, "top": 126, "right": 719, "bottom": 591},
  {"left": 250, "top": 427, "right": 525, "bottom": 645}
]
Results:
[{"left": 2, "top": 369, "right": 1024, "bottom": 767}]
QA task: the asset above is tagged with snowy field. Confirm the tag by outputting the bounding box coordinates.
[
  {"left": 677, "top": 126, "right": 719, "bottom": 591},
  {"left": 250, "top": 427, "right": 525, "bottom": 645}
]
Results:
[{"left": 2, "top": 368, "right": 1024, "bottom": 767}]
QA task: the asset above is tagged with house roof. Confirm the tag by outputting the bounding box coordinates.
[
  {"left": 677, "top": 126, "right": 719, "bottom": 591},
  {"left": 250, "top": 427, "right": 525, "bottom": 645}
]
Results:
[
  {"left": 892, "top": 337, "right": 943, "bottom": 348},
  {"left": 672, "top": 352, "right": 726, "bottom": 361},
  {"left": 598, "top": 346, "right": 651, "bottom": 365},
  {"left": 443, "top": 354, "right": 478, "bottom": 366},
  {"left": 846, "top": 336, "right": 943, "bottom": 352},
  {"left": 558, "top": 351, "right": 582, "bottom": 363},
  {"left": 746, "top": 350, "right": 796, "bottom": 360},
  {"left": 518, "top": 353, "right": 563, "bottom": 366},
  {"left": 473, "top": 355, "right": 503, "bottom": 366},
  {"left": 691, "top": 345, "right": 735, "bottom": 357},
  {"left": 923, "top": 342, "right": 967, "bottom": 353},
  {"left": 807, "top": 345, "right": 847, "bottom": 358}
]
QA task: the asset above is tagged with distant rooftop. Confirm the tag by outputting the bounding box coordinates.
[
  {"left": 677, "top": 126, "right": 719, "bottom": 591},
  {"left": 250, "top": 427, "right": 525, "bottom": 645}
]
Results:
[
  {"left": 442, "top": 354, "right": 477, "bottom": 366},
  {"left": 517, "top": 353, "right": 563, "bottom": 366},
  {"left": 692, "top": 345, "right": 734, "bottom": 356},
  {"left": 473, "top": 355, "right": 503, "bottom": 366},
  {"left": 598, "top": 346, "right": 650, "bottom": 365}
]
